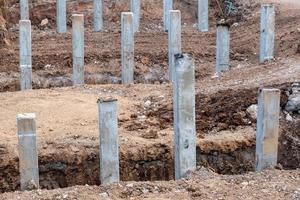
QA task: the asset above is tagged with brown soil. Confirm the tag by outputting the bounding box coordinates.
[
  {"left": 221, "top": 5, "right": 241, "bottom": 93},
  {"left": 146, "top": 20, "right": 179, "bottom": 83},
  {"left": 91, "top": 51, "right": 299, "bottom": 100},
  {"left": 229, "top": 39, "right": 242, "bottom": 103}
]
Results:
[
  {"left": 1, "top": 169, "right": 299, "bottom": 200},
  {"left": 0, "top": 0, "right": 299, "bottom": 198},
  {"left": 0, "top": 84, "right": 299, "bottom": 192}
]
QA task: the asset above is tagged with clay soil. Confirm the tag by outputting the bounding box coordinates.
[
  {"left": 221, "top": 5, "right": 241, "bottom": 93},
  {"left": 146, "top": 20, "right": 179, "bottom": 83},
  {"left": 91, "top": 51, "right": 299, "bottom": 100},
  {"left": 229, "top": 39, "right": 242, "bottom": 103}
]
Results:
[{"left": 0, "top": 0, "right": 300, "bottom": 199}]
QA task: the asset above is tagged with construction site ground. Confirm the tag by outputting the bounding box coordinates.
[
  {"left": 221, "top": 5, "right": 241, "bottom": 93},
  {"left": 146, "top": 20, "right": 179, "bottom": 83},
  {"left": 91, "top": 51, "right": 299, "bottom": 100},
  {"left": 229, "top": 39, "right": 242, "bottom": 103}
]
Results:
[{"left": 0, "top": 0, "right": 299, "bottom": 199}]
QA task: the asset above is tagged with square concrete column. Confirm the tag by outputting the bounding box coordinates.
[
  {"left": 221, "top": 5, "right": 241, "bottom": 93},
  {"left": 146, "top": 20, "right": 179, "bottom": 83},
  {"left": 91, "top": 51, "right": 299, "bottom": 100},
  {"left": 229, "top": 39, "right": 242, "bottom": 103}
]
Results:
[
  {"left": 163, "top": 0, "right": 173, "bottom": 31},
  {"left": 19, "top": 20, "right": 32, "bottom": 90},
  {"left": 260, "top": 4, "right": 275, "bottom": 63},
  {"left": 121, "top": 12, "right": 134, "bottom": 84},
  {"left": 256, "top": 88, "right": 280, "bottom": 171},
  {"left": 57, "top": 0, "right": 67, "bottom": 33},
  {"left": 216, "top": 24, "right": 230, "bottom": 74},
  {"left": 93, "top": 0, "right": 103, "bottom": 31},
  {"left": 17, "top": 113, "right": 39, "bottom": 191},
  {"left": 98, "top": 98, "right": 120, "bottom": 185},
  {"left": 168, "top": 10, "right": 181, "bottom": 81},
  {"left": 72, "top": 14, "right": 85, "bottom": 85},
  {"left": 130, "top": 0, "right": 140, "bottom": 32},
  {"left": 173, "top": 54, "right": 196, "bottom": 180},
  {"left": 20, "top": 0, "right": 29, "bottom": 20},
  {"left": 198, "top": 0, "right": 208, "bottom": 31}
]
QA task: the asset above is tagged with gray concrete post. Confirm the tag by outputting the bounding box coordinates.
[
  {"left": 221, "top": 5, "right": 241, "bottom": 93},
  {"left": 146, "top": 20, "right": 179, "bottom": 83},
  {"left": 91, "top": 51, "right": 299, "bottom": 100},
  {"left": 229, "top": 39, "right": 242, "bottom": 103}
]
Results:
[
  {"left": 130, "top": 0, "right": 140, "bottom": 32},
  {"left": 198, "top": 0, "right": 208, "bottom": 31},
  {"left": 93, "top": 0, "right": 103, "bottom": 31},
  {"left": 168, "top": 10, "right": 181, "bottom": 81},
  {"left": 19, "top": 20, "right": 32, "bottom": 90},
  {"left": 20, "top": 0, "right": 29, "bottom": 20},
  {"left": 216, "top": 25, "right": 230, "bottom": 74},
  {"left": 98, "top": 98, "right": 120, "bottom": 185},
  {"left": 256, "top": 88, "right": 280, "bottom": 172},
  {"left": 163, "top": 0, "right": 173, "bottom": 31},
  {"left": 173, "top": 54, "right": 196, "bottom": 180},
  {"left": 260, "top": 4, "right": 275, "bottom": 63},
  {"left": 121, "top": 12, "right": 134, "bottom": 84},
  {"left": 72, "top": 14, "right": 85, "bottom": 85},
  {"left": 17, "top": 113, "right": 39, "bottom": 191},
  {"left": 57, "top": 0, "right": 67, "bottom": 33}
]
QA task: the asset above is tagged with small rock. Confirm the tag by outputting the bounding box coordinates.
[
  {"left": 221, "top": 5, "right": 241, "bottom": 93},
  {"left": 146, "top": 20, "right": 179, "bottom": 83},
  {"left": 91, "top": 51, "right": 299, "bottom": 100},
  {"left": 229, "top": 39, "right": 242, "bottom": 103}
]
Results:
[
  {"left": 70, "top": 145, "right": 80, "bottom": 152},
  {"left": 99, "top": 192, "right": 109, "bottom": 198},
  {"left": 144, "top": 100, "right": 152, "bottom": 108},
  {"left": 137, "top": 115, "right": 147, "bottom": 122},
  {"left": 246, "top": 104, "right": 258, "bottom": 120},
  {"left": 126, "top": 183, "right": 134, "bottom": 187},
  {"left": 142, "top": 188, "right": 149, "bottom": 194},
  {"left": 285, "top": 96, "right": 300, "bottom": 112},
  {"left": 275, "top": 163, "right": 283, "bottom": 170},
  {"left": 286, "top": 113, "right": 293, "bottom": 122},
  {"left": 62, "top": 194, "right": 68, "bottom": 199},
  {"left": 241, "top": 182, "right": 248, "bottom": 186},
  {"left": 233, "top": 22, "right": 239, "bottom": 27},
  {"left": 211, "top": 73, "right": 219, "bottom": 79},
  {"left": 36, "top": 189, "right": 42, "bottom": 195},
  {"left": 26, "top": 179, "right": 38, "bottom": 190},
  {"left": 40, "top": 18, "right": 49, "bottom": 27},
  {"left": 141, "top": 130, "right": 158, "bottom": 139}
]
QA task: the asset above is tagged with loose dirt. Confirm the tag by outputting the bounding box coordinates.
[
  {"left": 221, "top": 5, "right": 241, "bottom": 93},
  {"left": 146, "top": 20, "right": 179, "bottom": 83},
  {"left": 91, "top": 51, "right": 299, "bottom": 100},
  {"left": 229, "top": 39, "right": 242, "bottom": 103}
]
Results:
[{"left": 1, "top": 169, "right": 299, "bottom": 200}]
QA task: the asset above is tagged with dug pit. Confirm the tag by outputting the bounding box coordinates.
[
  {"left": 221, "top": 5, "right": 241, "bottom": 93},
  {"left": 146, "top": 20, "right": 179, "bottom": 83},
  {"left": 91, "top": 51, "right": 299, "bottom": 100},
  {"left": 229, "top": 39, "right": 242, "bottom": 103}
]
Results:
[{"left": 0, "top": 83, "right": 299, "bottom": 193}]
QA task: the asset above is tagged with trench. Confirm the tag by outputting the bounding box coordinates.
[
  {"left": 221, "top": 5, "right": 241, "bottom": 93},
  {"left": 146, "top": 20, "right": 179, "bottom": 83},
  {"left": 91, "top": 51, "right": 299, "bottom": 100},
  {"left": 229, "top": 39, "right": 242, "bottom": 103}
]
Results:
[
  {"left": 1, "top": 83, "right": 299, "bottom": 193},
  {"left": 0, "top": 138, "right": 297, "bottom": 193},
  {"left": 0, "top": 140, "right": 256, "bottom": 193}
]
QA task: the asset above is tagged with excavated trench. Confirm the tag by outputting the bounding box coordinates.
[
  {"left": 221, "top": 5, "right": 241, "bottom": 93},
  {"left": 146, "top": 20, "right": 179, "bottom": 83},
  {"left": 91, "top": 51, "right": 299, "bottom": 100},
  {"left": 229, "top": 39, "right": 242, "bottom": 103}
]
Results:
[
  {"left": 0, "top": 139, "right": 255, "bottom": 192},
  {"left": 0, "top": 83, "right": 299, "bottom": 193}
]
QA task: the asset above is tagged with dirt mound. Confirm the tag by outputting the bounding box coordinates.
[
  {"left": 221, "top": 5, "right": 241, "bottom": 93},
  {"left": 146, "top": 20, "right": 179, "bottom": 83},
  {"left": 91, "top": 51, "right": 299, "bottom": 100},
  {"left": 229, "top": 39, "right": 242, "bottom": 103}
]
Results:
[
  {"left": 1, "top": 169, "right": 299, "bottom": 200},
  {"left": 145, "top": 84, "right": 289, "bottom": 134}
]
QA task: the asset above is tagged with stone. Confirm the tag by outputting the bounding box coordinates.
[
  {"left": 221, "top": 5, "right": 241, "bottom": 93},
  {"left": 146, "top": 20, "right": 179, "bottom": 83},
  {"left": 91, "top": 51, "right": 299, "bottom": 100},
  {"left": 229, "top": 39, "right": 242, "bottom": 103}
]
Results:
[
  {"left": 142, "top": 188, "right": 149, "bottom": 194},
  {"left": 285, "top": 96, "right": 300, "bottom": 112},
  {"left": 126, "top": 183, "right": 134, "bottom": 187},
  {"left": 99, "top": 192, "right": 109, "bottom": 198},
  {"left": 246, "top": 104, "right": 258, "bottom": 120},
  {"left": 286, "top": 113, "right": 293, "bottom": 122},
  {"left": 144, "top": 100, "right": 151, "bottom": 108},
  {"left": 40, "top": 18, "right": 49, "bottom": 27}
]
